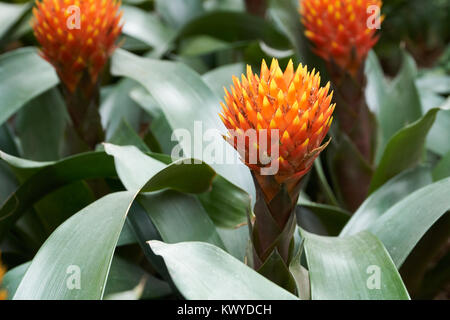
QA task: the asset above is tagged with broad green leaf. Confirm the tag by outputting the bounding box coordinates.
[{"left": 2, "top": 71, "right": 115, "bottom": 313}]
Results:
[
  {"left": 0, "top": 161, "right": 17, "bottom": 204},
  {"left": 0, "top": 150, "right": 54, "bottom": 181},
  {"left": 0, "top": 3, "right": 31, "bottom": 47},
  {"left": 0, "top": 152, "right": 116, "bottom": 239},
  {"left": 177, "top": 11, "right": 290, "bottom": 50},
  {"left": 216, "top": 225, "right": 249, "bottom": 262},
  {"left": 341, "top": 166, "right": 432, "bottom": 236},
  {"left": 202, "top": 62, "right": 245, "bottom": 100},
  {"left": 139, "top": 191, "right": 225, "bottom": 249},
  {"left": 0, "top": 123, "right": 19, "bottom": 157},
  {"left": 369, "top": 107, "right": 440, "bottom": 193},
  {"left": 433, "top": 150, "right": 450, "bottom": 181},
  {"left": 32, "top": 181, "right": 96, "bottom": 237},
  {"left": 416, "top": 73, "right": 450, "bottom": 95},
  {"left": 128, "top": 88, "right": 176, "bottom": 154},
  {"left": 296, "top": 199, "right": 350, "bottom": 236},
  {"left": 117, "top": 220, "right": 137, "bottom": 246},
  {"left": 104, "top": 256, "right": 172, "bottom": 299},
  {"left": 268, "top": 0, "right": 306, "bottom": 60},
  {"left": 368, "top": 177, "right": 450, "bottom": 267},
  {"left": 148, "top": 240, "right": 299, "bottom": 300},
  {"left": 13, "top": 191, "right": 136, "bottom": 299},
  {"left": 198, "top": 175, "right": 250, "bottom": 228},
  {"left": 301, "top": 230, "right": 410, "bottom": 300},
  {"left": 179, "top": 35, "right": 234, "bottom": 57},
  {"left": 108, "top": 119, "right": 150, "bottom": 153},
  {"left": 15, "top": 88, "right": 67, "bottom": 161},
  {"left": 11, "top": 145, "right": 213, "bottom": 299},
  {"left": 111, "top": 49, "right": 255, "bottom": 201},
  {"left": 100, "top": 79, "right": 144, "bottom": 140},
  {"left": 0, "top": 47, "right": 58, "bottom": 126},
  {"left": 104, "top": 143, "right": 216, "bottom": 193},
  {"left": 122, "top": 5, "right": 176, "bottom": 57},
  {"left": 289, "top": 241, "right": 310, "bottom": 300},
  {"left": 156, "top": 0, "right": 204, "bottom": 29},
  {"left": 365, "top": 51, "right": 423, "bottom": 162},
  {"left": 421, "top": 94, "right": 450, "bottom": 156}
]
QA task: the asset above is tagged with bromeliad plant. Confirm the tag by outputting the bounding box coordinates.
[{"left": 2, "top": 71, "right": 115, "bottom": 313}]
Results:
[
  {"left": 32, "top": 0, "right": 123, "bottom": 149},
  {"left": 220, "top": 59, "right": 334, "bottom": 288},
  {"left": 0, "top": 0, "right": 449, "bottom": 301},
  {"left": 300, "top": 0, "right": 383, "bottom": 210}
]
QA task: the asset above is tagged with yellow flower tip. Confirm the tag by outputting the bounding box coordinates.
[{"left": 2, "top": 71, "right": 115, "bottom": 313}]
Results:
[{"left": 219, "top": 59, "right": 335, "bottom": 180}]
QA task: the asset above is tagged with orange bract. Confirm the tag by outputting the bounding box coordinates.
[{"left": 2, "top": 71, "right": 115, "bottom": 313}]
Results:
[
  {"left": 32, "top": 0, "right": 123, "bottom": 92},
  {"left": 300, "top": 0, "right": 383, "bottom": 74},
  {"left": 220, "top": 59, "right": 335, "bottom": 183}
]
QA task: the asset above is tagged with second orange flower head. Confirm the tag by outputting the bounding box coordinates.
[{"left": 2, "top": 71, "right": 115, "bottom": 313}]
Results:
[
  {"left": 220, "top": 59, "right": 335, "bottom": 185},
  {"left": 300, "top": 0, "right": 383, "bottom": 75},
  {"left": 32, "top": 0, "right": 123, "bottom": 93}
]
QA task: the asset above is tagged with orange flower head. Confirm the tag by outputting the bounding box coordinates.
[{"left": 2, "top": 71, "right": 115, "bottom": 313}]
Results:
[
  {"left": 300, "top": 0, "right": 383, "bottom": 74},
  {"left": 32, "top": 0, "right": 123, "bottom": 92},
  {"left": 220, "top": 59, "right": 335, "bottom": 184},
  {"left": 0, "top": 253, "right": 6, "bottom": 300}
]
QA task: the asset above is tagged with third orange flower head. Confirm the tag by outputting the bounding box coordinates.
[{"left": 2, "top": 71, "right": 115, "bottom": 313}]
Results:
[
  {"left": 219, "top": 59, "right": 335, "bottom": 184},
  {"left": 300, "top": 0, "right": 383, "bottom": 74},
  {"left": 0, "top": 252, "right": 6, "bottom": 300},
  {"left": 32, "top": 0, "right": 123, "bottom": 92}
]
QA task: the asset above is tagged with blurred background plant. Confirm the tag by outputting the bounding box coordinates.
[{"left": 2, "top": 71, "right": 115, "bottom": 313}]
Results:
[{"left": 0, "top": 0, "right": 448, "bottom": 300}]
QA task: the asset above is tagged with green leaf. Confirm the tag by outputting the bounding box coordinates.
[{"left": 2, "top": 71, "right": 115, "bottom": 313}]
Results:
[
  {"left": 201, "top": 62, "right": 245, "bottom": 99},
  {"left": 32, "top": 181, "right": 96, "bottom": 237},
  {"left": 0, "top": 3, "right": 31, "bottom": 47},
  {"left": 104, "top": 255, "right": 172, "bottom": 299},
  {"left": 296, "top": 199, "right": 351, "bottom": 236},
  {"left": 369, "top": 107, "right": 440, "bottom": 193},
  {"left": 156, "top": 0, "right": 204, "bottom": 29},
  {"left": 139, "top": 191, "right": 225, "bottom": 249},
  {"left": 104, "top": 143, "right": 216, "bottom": 193},
  {"left": 433, "top": 150, "right": 450, "bottom": 181},
  {"left": 108, "top": 119, "right": 150, "bottom": 153},
  {"left": 301, "top": 230, "right": 410, "bottom": 300},
  {"left": 0, "top": 150, "right": 54, "bottom": 181},
  {"left": 15, "top": 88, "right": 67, "bottom": 161},
  {"left": 122, "top": 5, "right": 176, "bottom": 57},
  {"left": 111, "top": 49, "right": 255, "bottom": 201},
  {"left": 0, "top": 152, "right": 116, "bottom": 239},
  {"left": 13, "top": 191, "right": 136, "bottom": 299},
  {"left": 0, "top": 47, "right": 58, "bottom": 126},
  {"left": 216, "top": 225, "right": 249, "bottom": 262},
  {"left": 148, "top": 240, "right": 299, "bottom": 300},
  {"left": 365, "top": 51, "right": 423, "bottom": 162},
  {"left": 0, "top": 161, "right": 17, "bottom": 204},
  {"left": 421, "top": 95, "right": 450, "bottom": 156},
  {"left": 179, "top": 35, "right": 233, "bottom": 57},
  {"left": 177, "top": 11, "right": 290, "bottom": 50},
  {"left": 268, "top": 0, "right": 305, "bottom": 59},
  {"left": 198, "top": 175, "right": 250, "bottom": 228},
  {"left": 368, "top": 177, "right": 450, "bottom": 267},
  {"left": 341, "top": 166, "right": 432, "bottom": 236},
  {"left": 100, "top": 79, "right": 144, "bottom": 140},
  {"left": 0, "top": 123, "right": 19, "bottom": 156}
]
